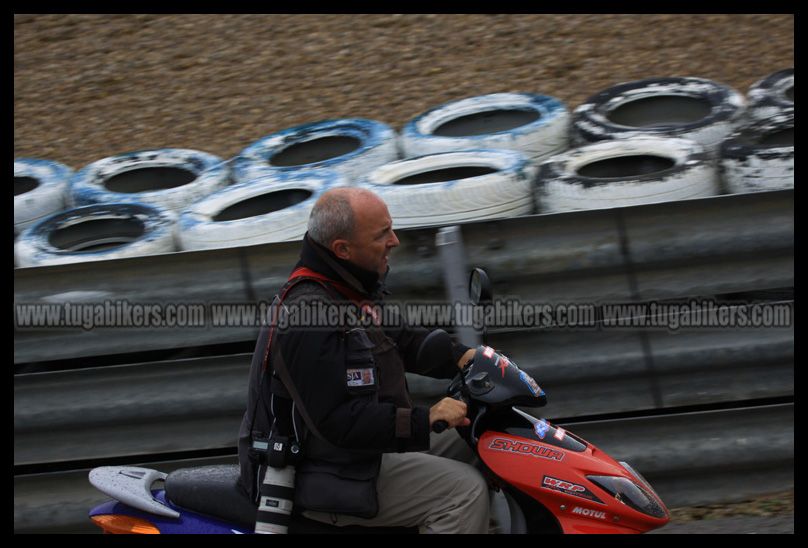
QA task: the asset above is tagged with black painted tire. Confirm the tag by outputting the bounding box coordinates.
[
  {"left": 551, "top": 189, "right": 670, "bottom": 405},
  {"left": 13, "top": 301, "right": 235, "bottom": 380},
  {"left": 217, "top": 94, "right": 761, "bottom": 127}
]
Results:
[
  {"left": 358, "top": 149, "right": 536, "bottom": 229},
  {"left": 572, "top": 77, "right": 746, "bottom": 155},
  {"left": 400, "top": 93, "right": 569, "bottom": 164},
  {"left": 70, "top": 148, "right": 230, "bottom": 213},
  {"left": 14, "top": 158, "right": 73, "bottom": 235},
  {"left": 746, "top": 68, "right": 794, "bottom": 123},
  {"left": 15, "top": 202, "right": 177, "bottom": 267},
  {"left": 232, "top": 119, "right": 398, "bottom": 184},
  {"left": 177, "top": 171, "right": 346, "bottom": 250},
  {"left": 537, "top": 136, "right": 718, "bottom": 213},
  {"left": 720, "top": 113, "right": 794, "bottom": 194}
]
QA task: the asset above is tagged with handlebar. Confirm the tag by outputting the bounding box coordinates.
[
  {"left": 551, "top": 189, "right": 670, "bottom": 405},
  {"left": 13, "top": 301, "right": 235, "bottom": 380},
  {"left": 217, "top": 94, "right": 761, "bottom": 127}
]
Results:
[{"left": 432, "top": 374, "right": 469, "bottom": 433}]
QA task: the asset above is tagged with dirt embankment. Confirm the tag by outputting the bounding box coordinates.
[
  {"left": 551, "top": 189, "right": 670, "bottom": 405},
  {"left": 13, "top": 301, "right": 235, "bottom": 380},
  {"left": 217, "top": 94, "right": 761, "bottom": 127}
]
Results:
[{"left": 14, "top": 14, "right": 793, "bottom": 169}]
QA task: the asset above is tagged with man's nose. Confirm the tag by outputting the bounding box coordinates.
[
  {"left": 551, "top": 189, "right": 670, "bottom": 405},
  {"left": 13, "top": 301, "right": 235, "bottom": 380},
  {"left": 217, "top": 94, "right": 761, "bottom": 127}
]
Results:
[{"left": 389, "top": 230, "right": 400, "bottom": 248}]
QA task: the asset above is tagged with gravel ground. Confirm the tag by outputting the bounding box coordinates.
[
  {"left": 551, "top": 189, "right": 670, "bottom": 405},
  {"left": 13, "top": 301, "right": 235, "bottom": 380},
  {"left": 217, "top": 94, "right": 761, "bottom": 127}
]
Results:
[
  {"left": 14, "top": 14, "right": 794, "bottom": 170},
  {"left": 652, "top": 490, "right": 794, "bottom": 534}
]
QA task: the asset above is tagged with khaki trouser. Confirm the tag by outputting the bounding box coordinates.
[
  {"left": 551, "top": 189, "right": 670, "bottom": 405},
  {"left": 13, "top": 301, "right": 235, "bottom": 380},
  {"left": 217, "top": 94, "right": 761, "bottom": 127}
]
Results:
[{"left": 302, "top": 431, "right": 490, "bottom": 534}]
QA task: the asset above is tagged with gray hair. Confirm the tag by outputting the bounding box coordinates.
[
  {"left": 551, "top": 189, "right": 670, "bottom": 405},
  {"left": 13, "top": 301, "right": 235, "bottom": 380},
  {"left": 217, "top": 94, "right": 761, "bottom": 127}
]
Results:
[{"left": 307, "top": 189, "right": 357, "bottom": 247}]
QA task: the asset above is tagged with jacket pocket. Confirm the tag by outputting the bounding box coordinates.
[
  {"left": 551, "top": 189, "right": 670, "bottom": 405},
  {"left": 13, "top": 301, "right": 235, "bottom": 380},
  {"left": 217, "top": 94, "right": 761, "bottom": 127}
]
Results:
[{"left": 294, "top": 457, "right": 381, "bottom": 518}]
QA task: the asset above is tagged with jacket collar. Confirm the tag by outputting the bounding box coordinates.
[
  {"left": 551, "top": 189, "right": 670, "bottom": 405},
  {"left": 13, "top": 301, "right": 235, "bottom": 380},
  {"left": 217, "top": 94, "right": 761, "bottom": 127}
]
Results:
[{"left": 296, "top": 233, "right": 388, "bottom": 299}]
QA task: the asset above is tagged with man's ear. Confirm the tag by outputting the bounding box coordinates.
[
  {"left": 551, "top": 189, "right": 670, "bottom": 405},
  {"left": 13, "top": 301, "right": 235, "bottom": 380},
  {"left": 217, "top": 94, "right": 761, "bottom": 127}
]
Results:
[{"left": 330, "top": 238, "right": 351, "bottom": 260}]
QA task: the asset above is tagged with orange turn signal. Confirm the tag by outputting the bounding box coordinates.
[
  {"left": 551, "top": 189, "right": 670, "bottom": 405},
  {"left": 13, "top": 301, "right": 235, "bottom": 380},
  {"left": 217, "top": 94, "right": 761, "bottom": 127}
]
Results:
[{"left": 91, "top": 514, "right": 161, "bottom": 534}]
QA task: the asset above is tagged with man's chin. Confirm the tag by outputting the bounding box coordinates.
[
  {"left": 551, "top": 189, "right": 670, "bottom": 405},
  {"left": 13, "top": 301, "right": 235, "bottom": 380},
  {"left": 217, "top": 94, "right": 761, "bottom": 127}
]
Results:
[{"left": 380, "top": 264, "right": 391, "bottom": 279}]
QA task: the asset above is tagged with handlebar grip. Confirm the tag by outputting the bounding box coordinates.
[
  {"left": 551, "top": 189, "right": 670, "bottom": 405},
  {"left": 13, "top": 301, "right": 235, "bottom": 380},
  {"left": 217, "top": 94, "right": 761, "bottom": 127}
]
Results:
[{"left": 432, "top": 420, "right": 449, "bottom": 433}]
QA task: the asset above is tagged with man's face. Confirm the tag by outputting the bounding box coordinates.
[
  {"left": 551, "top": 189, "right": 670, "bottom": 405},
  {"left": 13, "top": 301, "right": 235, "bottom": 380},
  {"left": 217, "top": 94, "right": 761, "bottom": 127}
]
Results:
[{"left": 342, "top": 194, "right": 400, "bottom": 277}]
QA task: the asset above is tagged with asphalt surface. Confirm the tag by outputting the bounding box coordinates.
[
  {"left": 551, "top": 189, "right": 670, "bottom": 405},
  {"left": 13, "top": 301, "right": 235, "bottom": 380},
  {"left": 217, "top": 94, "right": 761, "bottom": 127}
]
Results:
[{"left": 650, "top": 514, "right": 794, "bottom": 534}]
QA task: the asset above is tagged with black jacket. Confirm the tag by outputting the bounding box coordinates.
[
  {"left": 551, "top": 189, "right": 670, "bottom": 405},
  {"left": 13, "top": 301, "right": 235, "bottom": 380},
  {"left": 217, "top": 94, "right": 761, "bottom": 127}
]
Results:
[{"left": 237, "top": 234, "right": 470, "bottom": 501}]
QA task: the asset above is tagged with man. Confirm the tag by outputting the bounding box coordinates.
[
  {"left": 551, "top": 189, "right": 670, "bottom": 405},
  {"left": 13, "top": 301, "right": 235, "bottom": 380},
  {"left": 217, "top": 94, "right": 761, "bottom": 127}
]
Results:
[{"left": 237, "top": 187, "right": 490, "bottom": 534}]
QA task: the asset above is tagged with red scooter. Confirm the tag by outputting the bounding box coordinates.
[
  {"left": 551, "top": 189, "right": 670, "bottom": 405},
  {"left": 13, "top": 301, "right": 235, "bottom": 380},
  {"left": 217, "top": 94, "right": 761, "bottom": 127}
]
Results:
[{"left": 88, "top": 270, "right": 670, "bottom": 534}]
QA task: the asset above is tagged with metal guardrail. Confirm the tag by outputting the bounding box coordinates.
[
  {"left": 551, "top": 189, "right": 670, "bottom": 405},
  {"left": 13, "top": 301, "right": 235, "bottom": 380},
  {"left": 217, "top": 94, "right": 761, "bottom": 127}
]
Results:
[
  {"left": 12, "top": 189, "right": 795, "bottom": 533},
  {"left": 14, "top": 190, "right": 794, "bottom": 364},
  {"left": 15, "top": 320, "right": 792, "bottom": 465},
  {"left": 13, "top": 404, "right": 794, "bottom": 533}
]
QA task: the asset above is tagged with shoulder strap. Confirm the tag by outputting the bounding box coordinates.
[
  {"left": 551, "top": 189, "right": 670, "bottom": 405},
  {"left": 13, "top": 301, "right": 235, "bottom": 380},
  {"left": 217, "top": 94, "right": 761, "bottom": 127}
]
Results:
[
  {"left": 269, "top": 341, "right": 338, "bottom": 449},
  {"left": 260, "top": 271, "right": 356, "bottom": 450},
  {"left": 260, "top": 270, "right": 358, "bottom": 372}
]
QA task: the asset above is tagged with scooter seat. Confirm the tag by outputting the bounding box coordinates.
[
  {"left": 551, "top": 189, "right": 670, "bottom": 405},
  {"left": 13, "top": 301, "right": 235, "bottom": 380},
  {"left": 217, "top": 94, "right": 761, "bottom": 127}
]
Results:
[
  {"left": 165, "top": 464, "right": 257, "bottom": 527},
  {"left": 164, "top": 464, "right": 417, "bottom": 533}
]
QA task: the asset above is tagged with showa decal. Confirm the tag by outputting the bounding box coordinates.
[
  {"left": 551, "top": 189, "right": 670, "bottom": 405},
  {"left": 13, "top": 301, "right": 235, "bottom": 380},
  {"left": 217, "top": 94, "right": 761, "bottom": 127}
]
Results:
[
  {"left": 534, "top": 419, "right": 550, "bottom": 440},
  {"left": 489, "top": 438, "right": 565, "bottom": 461},
  {"left": 519, "top": 370, "right": 543, "bottom": 397}
]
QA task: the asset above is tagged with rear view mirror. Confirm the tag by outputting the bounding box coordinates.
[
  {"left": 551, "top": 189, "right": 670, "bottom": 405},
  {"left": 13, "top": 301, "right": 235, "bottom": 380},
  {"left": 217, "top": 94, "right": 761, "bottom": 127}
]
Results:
[{"left": 469, "top": 268, "right": 493, "bottom": 305}]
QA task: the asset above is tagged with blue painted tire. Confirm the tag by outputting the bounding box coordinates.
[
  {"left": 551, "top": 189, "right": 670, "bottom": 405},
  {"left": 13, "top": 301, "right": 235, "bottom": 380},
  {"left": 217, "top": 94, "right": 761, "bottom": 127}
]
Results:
[
  {"left": 400, "top": 93, "right": 569, "bottom": 164},
  {"left": 177, "top": 171, "right": 347, "bottom": 251},
  {"left": 233, "top": 119, "right": 398, "bottom": 184},
  {"left": 358, "top": 149, "right": 536, "bottom": 229},
  {"left": 746, "top": 68, "right": 793, "bottom": 123},
  {"left": 14, "top": 158, "right": 73, "bottom": 235},
  {"left": 572, "top": 77, "right": 747, "bottom": 155},
  {"left": 71, "top": 148, "right": 230, "bottom": 213},
  {"left": 15, "top": 202, "right": 177, "bottom": 267}
]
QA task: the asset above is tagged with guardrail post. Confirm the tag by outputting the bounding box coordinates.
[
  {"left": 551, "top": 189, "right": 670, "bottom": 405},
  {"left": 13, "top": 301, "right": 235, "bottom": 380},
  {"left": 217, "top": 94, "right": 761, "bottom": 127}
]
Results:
[{"left": 436, "top": 226, "right": 479, "bottom": 347}]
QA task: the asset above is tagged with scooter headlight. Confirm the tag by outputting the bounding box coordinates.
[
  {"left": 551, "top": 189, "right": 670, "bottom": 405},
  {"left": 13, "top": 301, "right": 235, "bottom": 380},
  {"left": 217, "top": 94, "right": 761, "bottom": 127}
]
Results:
[{"left": 586, "top": 475, "right": 667, "bottom": 519}]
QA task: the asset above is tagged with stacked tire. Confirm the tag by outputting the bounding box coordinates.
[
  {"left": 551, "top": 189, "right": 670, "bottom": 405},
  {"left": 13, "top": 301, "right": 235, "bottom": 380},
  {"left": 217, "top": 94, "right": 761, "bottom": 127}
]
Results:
[
  {"left": 14, "top": 158, "right": 73, "bottom": 236},
  {"left": 536, "top": 136, "right": 719, "bottom": 213},
  {"left": 70, "top": 148, "right": 231, "bottom": 213},
  {"left": 176, "top": 170, "right": 347, "bottom": 251},
  {"left": 571, "top": 77, "right": 747, "bottom": 156},
  {"left": 719, "top": 114, "right": 793, "bottom": 194},
  {"left": 716, "top": 68, "right": 795, "bottom": 195},
  {"left": 233, "top": 119, "right": 399, "bottom": 184},
  {"left": 359, "top": 149, "right": 536, "bottom": 229},
  {"left": 15, "top": 202, "right": 177, "bottom": 267},
  {"left": 400, "top": 93, "right": 569, "bottom": 165},
  {"left": 745, "top": 68, "right": 793, "bottom": 124}
]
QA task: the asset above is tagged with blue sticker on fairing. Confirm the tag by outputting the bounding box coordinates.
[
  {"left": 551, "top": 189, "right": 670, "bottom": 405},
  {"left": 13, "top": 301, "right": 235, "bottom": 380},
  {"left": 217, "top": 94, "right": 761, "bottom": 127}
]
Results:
[
  {"left": 534, "top": 420, "right": 550, "bottom": 440},
  {"left": 519, "top": 370, "right": 543, "bottom": 397}
]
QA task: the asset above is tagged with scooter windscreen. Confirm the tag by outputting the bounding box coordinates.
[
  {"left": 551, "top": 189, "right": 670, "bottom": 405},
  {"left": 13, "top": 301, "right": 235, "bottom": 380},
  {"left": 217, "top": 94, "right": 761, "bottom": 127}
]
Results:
[{"left": 463, "top": 346, "right": 547, "bottom": 408}]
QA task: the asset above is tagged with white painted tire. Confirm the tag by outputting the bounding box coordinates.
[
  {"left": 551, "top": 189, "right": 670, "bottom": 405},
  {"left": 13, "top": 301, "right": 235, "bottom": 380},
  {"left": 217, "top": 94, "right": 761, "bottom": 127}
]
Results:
[
  {"left": 746, "top": 68, "right": 793, "bottom": 123},
  {"left": 15, "top": 202, "right": 177, "bottom": 267},
  {"left": 537, "top": 136, "right": 719, "bottom": 213},
  {"left": 358, "top": 149, "right": 536, "bottom": 229},
  {"left": 71, "top": 148, "right": 230, "bottom": 213},
  {"left": 14, "top": 158, "right": 73, "bottom": 235},
  {"left": 177, "top": 171, "right": 347, "bottom": 250},
  {"left": 400, "top": 93, "right": 569, "bottom": 164},
  {"left": 720, "top": 113, "right": 793, "bottom": 194},
  {"left": 232, "top": 119, "right": 398, "bottom": 184},
  {"left": 572, "top": 77, "right": 747, "bottom": 155}
]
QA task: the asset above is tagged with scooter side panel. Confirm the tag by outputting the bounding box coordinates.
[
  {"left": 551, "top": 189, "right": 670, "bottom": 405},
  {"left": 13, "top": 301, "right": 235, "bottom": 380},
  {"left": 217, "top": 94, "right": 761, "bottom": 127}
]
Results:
[
  {"left": 89, "top": 490, "right": 252, "bottom": 534},
  {"left": 478, "top": 429, "right": 668, "bottom": 534}
]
